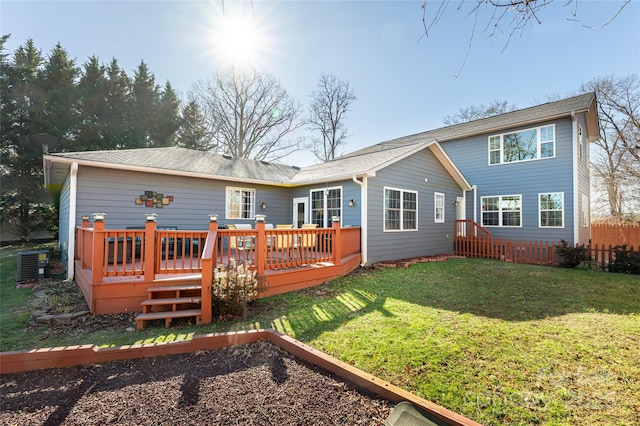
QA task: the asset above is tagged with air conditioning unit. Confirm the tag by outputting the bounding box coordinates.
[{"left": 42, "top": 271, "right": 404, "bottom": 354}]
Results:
[{"left": 16, "top": 250, "right": 50, "bottom": 282}]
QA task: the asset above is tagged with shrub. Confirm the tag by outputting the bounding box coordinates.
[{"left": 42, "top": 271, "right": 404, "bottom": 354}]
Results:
[
  {"left": 556, "top": 240, "right": 591, "bottom": 268},
  {"left": 211, "top": 262, "right": 265, "bottom": 318},
  {"left": 608, "top": 245, "right": 640, "bottom": 275}
]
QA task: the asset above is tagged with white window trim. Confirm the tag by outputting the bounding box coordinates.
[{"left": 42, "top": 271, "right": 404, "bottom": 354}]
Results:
[
  {"left": 538, "top": 192, "right": 565, "bottom": 228},
  {"left": 582, "top": 194, "right": 589, "bottom": 227},
  {"left": 434, "top": 192, "right": 445, "bottom": 223},
  {"left": 383, "top": 186, "right": 418, "bottom": 232},
  {"left": 488, "top": 124, "right": 556, "bottom": 166},
  {"left": 310, "top": 186, "right": 343, "bottom": 228},
  {"left": 481, "top": 194, "right": 522, "bottom": 228},
  {"left": 225, "top": 186, "right": 256, "bottom": 220}
]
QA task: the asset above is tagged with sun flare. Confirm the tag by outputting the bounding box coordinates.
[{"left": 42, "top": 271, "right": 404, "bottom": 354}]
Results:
[{"left": 212, "top": 9, "right": 266, "bottom": 68}]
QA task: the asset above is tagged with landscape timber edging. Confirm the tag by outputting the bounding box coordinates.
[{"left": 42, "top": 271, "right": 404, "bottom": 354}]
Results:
[{"left": 0, "top": 329, "right": 481, "bottom": 426}]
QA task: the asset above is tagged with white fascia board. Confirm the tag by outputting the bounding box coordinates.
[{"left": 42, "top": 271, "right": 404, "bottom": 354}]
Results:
[{"left": 427, "top": 141, "right": 473, "bottom": 191}]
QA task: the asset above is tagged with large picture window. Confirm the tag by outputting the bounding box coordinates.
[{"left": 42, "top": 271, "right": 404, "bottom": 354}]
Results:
[
  {"left": 539, "top": 193, "right": 564, "bottom": 228},
  {"left": 481, "top": 195, "right": 521, "bottom": 227},
  {"left": 310, "top": 187, "right": 342, "bottom": 227},
  {"left": 226, "top": 187, "right": 255, "bottom": 219},
  {"left": 384, "top": 187, "right": 417, "bottom": 231},
  {"left": 489, "top": 125, "right": 555, "bottom": 165}
]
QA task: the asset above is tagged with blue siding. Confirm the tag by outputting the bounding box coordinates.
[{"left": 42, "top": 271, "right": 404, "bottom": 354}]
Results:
[
  {"left": 366, "top": 148, "right": 463, "bottom": 263},
  {"left": 442, "top": 117, "right": 576, "bottom": 242},
  {"left": 75, "top": 167, "right": 293, "bottom": 229},
  {"left": 58, "top": 174, "right": 71, "bottom": 267}
]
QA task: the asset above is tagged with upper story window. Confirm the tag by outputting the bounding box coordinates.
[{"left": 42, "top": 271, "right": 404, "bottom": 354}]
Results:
[
  {"left": 311, "top": 187, "right": 342, "bottom": 227},
  {"left": 489, "top": 124, "right": 555, "bottom": 165},
  {"left": 434, "top": 192, "right": 445, "bottom": 223},
  {"left": 481, "top": 195, "right": 521, "bottom": 227},
  {"left": 384, "top": 187, "right": 417, "bottom": 231},
  {"left": 539, "top": 193, "right": 564, "bottom": 228},
  {"left": 226, "top": 187, "right": 255, "bottom": 219}
]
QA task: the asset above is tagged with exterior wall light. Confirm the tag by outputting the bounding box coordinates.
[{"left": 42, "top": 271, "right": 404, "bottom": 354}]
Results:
[
  {"left": 348, "top": 199, "right": 356, "bottom": 207},
  {"left": 261, "top": 202, "right": 267, "bottom": 210}
]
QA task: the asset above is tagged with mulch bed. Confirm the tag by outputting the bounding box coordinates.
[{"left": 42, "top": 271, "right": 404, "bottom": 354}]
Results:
[{"left": 0, "top": 341, "right": 392, "bottom": 425}]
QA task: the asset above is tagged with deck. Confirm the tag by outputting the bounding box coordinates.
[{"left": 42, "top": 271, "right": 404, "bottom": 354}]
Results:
[{"left": 74, "top": 218, "right": 361, "bottom": 323}]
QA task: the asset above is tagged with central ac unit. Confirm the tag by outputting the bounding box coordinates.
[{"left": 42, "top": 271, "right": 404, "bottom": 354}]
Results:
[{"left": 16, "top": 250, "right": 50, "bottom": 282}]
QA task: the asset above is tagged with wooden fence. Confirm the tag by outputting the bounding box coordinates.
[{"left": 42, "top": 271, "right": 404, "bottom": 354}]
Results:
[
  {"left": 591, "top": 223, "right": 640, "bottom": 247},
  {"left": 454, "top": 235, "right": 636, "bottom": 270}
]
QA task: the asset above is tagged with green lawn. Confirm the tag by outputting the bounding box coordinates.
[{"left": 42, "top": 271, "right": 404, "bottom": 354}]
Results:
[{"left": 1, "top": 246, "right": 639, "bottom": 425}]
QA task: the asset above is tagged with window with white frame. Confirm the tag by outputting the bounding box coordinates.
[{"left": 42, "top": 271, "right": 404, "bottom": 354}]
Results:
[
  {"left": 481, "top": 195, "right": 521, "bottom": 227},
  {"left": 539, "top": 193, "right": 564, "bottom": 228},
  {"left": 226, "top": 187, "right": 255, "bottom": 219},
  {"left": 434, "top": 192, "right": 445, "bottom": 223},
  {"left": 384, "top": 187, "right": 417, "bottom": 231},
  {"left": 489, "top": 125, "right": 555, "bottom": 165},
  {"left": 582, "top": 194, "right": 589, "bottom": 227},
  {"left": 310, "top": 187, "right": 342, "bottom": 227}
]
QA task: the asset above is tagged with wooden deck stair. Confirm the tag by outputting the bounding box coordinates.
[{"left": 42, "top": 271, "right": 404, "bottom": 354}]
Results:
[{"left": 136, "top": 284, "right": 203, "bottom": 330}]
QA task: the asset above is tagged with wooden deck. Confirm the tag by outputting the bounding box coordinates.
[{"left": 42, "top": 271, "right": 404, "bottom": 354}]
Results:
[{"left": 74, "top": 218, "right": 362, "bottom": 320}]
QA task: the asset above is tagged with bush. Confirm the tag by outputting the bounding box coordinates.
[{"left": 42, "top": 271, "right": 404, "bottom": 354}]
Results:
[
  {"left": 556, "top": 240, "right": 591, "bottom": 268},
  {"left": 608, "top": 245, "right": 640, "bottom": 275},
  {"left": 211, "top": 262, "right": 265, "bottom": 318}
]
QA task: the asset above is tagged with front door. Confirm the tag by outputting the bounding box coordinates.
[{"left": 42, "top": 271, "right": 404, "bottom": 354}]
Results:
[{"left": 292, "top": 197, "right": 308, "bottom": 228}]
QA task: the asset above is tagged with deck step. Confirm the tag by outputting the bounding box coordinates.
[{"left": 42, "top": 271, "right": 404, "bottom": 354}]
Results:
[
  {"left": 141, "top": 297, "right": 201, "bottom": 314},
  {"left": 146, "top": 284, "right": 202, "bottom": 299},
  {"left": 136, "top": 309, "right": 202, "bottom": 330}
]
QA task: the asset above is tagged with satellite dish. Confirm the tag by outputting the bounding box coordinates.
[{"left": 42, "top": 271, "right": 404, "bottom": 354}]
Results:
[{"left": 29, "top": 133, "right": 58, "bottom": 153}]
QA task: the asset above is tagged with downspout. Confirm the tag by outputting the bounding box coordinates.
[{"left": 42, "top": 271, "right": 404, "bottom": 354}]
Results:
[
  {"left": 66, "top": 162, "right": 78, "bottom": 281},
  {"left": 571, "top": 111, "right": 579, "bottom": 244},
  {"left": 472, "top": 185, "right": 478, "bottom": 224},
  {"left": 352, "top": 175, "right": 367, "bottom": 265}
]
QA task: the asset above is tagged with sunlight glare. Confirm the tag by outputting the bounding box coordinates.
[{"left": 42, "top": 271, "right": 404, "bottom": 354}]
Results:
[{"left": 213, "top": 10, "right": 266, "bottom": 68}]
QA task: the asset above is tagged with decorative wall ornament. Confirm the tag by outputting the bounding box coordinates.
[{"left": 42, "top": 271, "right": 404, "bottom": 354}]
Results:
[{"left": 135, "top": 191, "right": 174, "bottom": 208}]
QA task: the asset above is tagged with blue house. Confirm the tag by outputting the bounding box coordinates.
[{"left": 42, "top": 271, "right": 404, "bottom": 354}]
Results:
[{"left": 44, "top": 93, "right": 598, "bottom": 275}]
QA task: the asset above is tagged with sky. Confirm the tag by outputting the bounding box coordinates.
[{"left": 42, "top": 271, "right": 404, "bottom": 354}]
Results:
[{"left": 2, "top": 0, "right": 639, "bottom": 166}]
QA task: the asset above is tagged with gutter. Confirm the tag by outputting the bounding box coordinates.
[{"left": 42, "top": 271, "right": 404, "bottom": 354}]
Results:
[
  {"left": 352, "top": 175, "right": 368, "bottom": 266},
  {"left": 571, "top": 111, "right": 579, "bottom": 244}
]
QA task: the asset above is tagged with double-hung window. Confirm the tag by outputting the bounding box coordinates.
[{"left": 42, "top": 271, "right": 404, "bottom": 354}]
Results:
[
  {"left": 489, "top": 124, "right": 555, "bottom": 165},
  {"left": 481, "top": 195, "right": 521, "bottom": 227},
  {"left": 310, "top": 187, "right": 342, "bottom": 227},
  {"left": 226, "top": 187, "right": 255, "bottom": 219},
  {"left": 434, "top": 192, "right": 445, "bottom": 223},
  {"left": 539, "top": 193, "right": 564, "bottom": 228},
  {"left": 384, "top": 187, "right": 417, "bottom": 231}
]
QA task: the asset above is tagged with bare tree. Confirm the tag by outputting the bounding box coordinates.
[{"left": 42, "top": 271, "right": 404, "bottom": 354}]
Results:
[
  {"left": 442, "top": 99, "right": 517, "bottom": 125},
  {"left": 308, "top": 74, "right": 357, "bottom": 162},
  {"left": 581, "top": 74, "right": 640, "bottom": 219},
  {"left": 421, "top": 0, "right": 632, "bottom": 77},
  {"left": 192, "top": 69, "right": 304, "bottom": 161}
]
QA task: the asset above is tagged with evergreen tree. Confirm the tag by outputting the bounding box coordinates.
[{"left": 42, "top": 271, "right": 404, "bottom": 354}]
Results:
[
  {"left": 176, "top": 99, "right": 213, "bottom": 151},
  {"left": 0, "top": 37, "right": 55, "bottom": 241},
  {"left": 103, "top": 58, "right": 132, "bottom": 149},
  {"left": 75, "top": 55, "right": 107, "bottom": 151},
  {"left": 151, "top": 81, "right": 180, "bottom": 147},
  {"left": 130, "top": 60, "right": 159, "bottom": 148}
]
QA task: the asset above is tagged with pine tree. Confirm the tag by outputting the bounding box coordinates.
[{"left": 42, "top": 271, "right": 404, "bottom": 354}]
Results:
[
  {"left": 176, "top": 99, "right": 213, "bottom": 151},
  {"left": 151, "top": 81, "right": 180, "bottom": 147}
]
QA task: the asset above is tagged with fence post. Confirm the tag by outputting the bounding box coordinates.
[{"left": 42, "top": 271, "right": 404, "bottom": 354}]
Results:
[
  {"left": 91, "top": 213, "right": 106, "bottom": 283},
  {"left": 144, "top": 215, "right": 157, "bottom": 282},
  {"left": 255, "top": 215, "right": 266, "bottom": 277},
  {"left": 332, "top": 216, "right": 342, "bottom": 264}
]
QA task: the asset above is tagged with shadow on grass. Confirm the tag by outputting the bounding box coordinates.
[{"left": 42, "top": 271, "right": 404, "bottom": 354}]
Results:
[{"left": 237, "top": 258, "right": 640, "bottom": 342}]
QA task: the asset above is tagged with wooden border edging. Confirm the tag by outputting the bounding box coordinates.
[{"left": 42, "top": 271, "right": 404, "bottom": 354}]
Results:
[{"left": 0, "top": 329, "right": 481, "bottom": 426}]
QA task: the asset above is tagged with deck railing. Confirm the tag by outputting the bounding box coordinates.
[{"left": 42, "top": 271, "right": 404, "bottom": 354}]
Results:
[{"left": 75, "top": 218, "right": 359, "bottom": 283}]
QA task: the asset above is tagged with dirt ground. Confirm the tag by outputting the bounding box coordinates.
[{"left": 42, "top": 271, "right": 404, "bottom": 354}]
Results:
[{"left": 0, "top": 341, "right": 392, "bottom": 425}]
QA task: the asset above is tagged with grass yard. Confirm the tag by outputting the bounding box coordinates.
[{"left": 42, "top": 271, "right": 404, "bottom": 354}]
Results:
[{"left": 1, "top": 246, "right": 639, "bottom": 425}]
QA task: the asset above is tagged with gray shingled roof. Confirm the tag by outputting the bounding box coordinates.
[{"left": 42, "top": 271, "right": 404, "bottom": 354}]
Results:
[
  {"left": 46, "top": 93, "right": 595, "bottom": 185},
  {"left": 340, "top": 92, "right": 596, "bottom": 160},
  {"left": 49, "top": 147, "right": 300, "bottom": 184}
]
